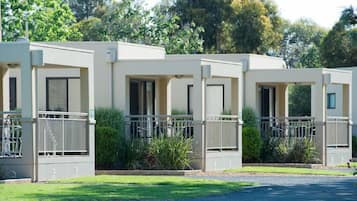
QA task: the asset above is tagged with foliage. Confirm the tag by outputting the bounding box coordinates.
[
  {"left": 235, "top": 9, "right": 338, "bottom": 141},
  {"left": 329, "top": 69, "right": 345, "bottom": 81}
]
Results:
[
  {"left": 353, "top": 136, "right": 357, "bottom": 157},
  {"left": 149, "top": 137, "right": 192, "bottom": 170},
  {"left": 242, "top": 127, "right": 262, "bottom": 162},
  {"left": 0, "top": 176, "right": 252, "bottom": 201},
  {"left": 95, "top": 108, "right": 124, "bottom": 133},
  {"left": 95, "top": 108, "right": 125, "bottom": 169},
  {"left": 1, "top": 0, "right": 81, "bottom": 41},
  {"left": 95, "top": 126, "right": 119, "bottom": 169},
  {"left": 280, "top": 19, "right": 326, "bottom": 68},
  {"left": 173, "top": 0, "right": 233, "bottom": 51},
  {"left": 71, "top": 17, "right": 108, "bottom": 41},
  {"left": 121, "top": 139, "right": 148, "bottom": 169},
  {"left": 242, "top": 107, "right": 257, "bottom": 128},
  {"left": 225, "top": 166, "right": 351, "bottom": 176},
  {"left": 68, "top": 0, "right": 108, "bottom": 21},
  {"left": 289, "top": 85, "right": 311, "bottom": 116},
  {"left": 171, "top": 109, "right": 187, "bottom": 115},
  {"left": 231, "top": 0, "right": 283, "bottom": 54},
  {"left": 260, "top": 137, "right": 319, "bottom": 163},
  {"left": 321, "top": 6, "right": 357, "bottom": 67}
]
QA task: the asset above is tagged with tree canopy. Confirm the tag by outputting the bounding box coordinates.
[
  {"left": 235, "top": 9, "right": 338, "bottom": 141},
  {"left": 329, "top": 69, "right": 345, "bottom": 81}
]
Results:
[{"left": 1, "top": 0, "right": 81, "bottom": 41}]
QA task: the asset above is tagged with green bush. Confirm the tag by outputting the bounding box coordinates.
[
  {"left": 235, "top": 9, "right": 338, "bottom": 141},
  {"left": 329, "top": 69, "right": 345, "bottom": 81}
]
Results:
[
  {"left": 122, "top": 139, "right": 149, "bottom": 169},
  {"left": 242, "top": 107, "right": 257, "bottom": 128},
  {"left": 242, "top": 127, "right": 262, "bottom": 162},
  {"left": 95, "top": 126, "right": 119, "bottom": 169},
  {"left": 353, "top": 136, "right": 357, "bottom": 158},
  {"left": 95, "top": 108, "right": 124, "bottom": 132},
  {"left": 260, "top": 138, "right": 319, "bottom": 163},
  {"left": 149, "top": 137, "right": 192, "bottom": 170}
]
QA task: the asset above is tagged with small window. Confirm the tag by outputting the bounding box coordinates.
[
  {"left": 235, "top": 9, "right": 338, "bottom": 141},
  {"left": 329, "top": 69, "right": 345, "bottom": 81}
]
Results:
[
  {"left": 327, "top": 93, "right": 336, "bottom": 109},
  {"left": 9, "top": 77, "right": 17, "bottom": 110}
]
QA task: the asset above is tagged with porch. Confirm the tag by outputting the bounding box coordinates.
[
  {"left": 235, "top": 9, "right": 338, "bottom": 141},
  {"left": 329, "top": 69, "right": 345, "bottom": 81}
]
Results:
[
  {"left": 117, "top": 58, "right": 243, "bottom": 171},
  {"left": 0, "top": 42, "right": 95, "bottom": 181},
  {"left": 246, "top": 68, "right": 352, "bottom": 166}
]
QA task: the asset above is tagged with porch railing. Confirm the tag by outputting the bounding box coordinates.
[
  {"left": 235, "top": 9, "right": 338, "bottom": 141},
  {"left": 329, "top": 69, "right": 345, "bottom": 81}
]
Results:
[
  {"left": 206, "top": 115, "right": 241, "bottom": 151},
  {"left": 0, "top": 112, "right": 22, "bottom": 158},
  {"left": 37, "top": 111, "right": 88, "bottom": 156},
  {"left": 259, "top": 117, "right": 316, "bottom": 141},
  {"left": 326, "top": 116, "right": 349, "bottom": 147},
  {"left": 125, "top": 115, "right": 194, "bottom": 139}
]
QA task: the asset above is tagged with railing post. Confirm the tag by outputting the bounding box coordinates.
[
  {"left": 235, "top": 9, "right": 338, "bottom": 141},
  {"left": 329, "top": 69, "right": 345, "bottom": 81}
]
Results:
[
  {"left": 62, "top": 114, "right": 65, "bottom": 156},
  {"left": 220, "top": 117, "right": 223, "bottom": 152}
]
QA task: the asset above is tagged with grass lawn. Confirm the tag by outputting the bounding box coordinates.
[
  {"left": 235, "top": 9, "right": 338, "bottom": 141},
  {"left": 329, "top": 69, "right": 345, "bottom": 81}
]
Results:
[
  {"left": 337, "top": 162, "right": 357, "bottom": 168},
  {"left": 0, "top": 175, "right": 252, "bottom": 201},
  {"left": 225, "top": 166, "right": 353, "bottom": 176}
]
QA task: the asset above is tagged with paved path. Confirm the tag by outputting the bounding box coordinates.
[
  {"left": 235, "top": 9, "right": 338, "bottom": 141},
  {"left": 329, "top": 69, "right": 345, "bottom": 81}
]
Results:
[{"left": 183, "top": 175, "right": 357, "bottom": 201}]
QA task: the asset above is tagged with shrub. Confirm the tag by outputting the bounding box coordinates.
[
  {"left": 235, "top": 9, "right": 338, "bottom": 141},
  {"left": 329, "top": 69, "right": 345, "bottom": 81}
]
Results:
[
  {"left": 95, "top": 126, "right": 119, "bottom": 169},
  {"left": 353, "top": 136, "right": 357, "bottom": 158},
  {"left": 242, "top": 127, "right": 262, "bottom": 162},
  {"left": 171, "top": 109, "right": 187, "bottom": 115},
  {"left": 149, "top": 137, "right": 192, "bottom": 170},
  {"left": 122, "top": 139, "right": 149, "bottom": 169},
  {"left": 242, "top": 107, "right": 257, "bottom": 128},
  {"left": 95, "top": 108, "right": 124, "bottom": 132},
  {"left": 286, "top": 139, "right": 319, "bottom": 163}
]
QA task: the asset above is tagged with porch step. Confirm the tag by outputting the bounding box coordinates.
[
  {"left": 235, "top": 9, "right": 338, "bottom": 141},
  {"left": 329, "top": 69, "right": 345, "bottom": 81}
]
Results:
[
  {"left": 243, "top": 163, "right": 324, "bottom": 169},
  {"left": 0, "top": 178, "right": 32, "bottom": 184},
  {"left": 95, "top": 169, "right": 202, "bottom": 176}
]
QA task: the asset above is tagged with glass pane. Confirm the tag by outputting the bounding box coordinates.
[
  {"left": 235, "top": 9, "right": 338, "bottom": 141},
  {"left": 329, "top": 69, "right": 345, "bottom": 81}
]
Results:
[{"left": 47, "top": 79, "right": 68, "bottom": 112}]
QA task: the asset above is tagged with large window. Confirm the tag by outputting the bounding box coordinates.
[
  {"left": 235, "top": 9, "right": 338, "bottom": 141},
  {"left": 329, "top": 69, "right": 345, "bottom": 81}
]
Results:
[
  {"left": 9, "top": 77, "right": 17, "bottom": 110},
  {"left": 46, "top": 77, "right": 80, "bottom": 112},
  {"left": 327, "top": 93, "right": 336, "bottom": 109},
  {"left": 187, "top": 84, "right": 224, "bottom": 115}
]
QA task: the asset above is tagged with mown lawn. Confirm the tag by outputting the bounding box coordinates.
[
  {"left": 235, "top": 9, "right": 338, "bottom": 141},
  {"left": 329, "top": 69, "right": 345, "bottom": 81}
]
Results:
[
  {"left": 0, "top": 175, "right": 253, "bottom": 201},
  {"left": 337, "top": 162, "right": 357, "bottom": 168},
  {"left": 226, "top": 166, "right": 353, "bottom": 176}
]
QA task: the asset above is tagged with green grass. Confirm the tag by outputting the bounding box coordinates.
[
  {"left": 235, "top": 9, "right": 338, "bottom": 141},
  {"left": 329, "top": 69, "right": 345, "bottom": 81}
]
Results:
[
  {"left": 225, "top": 166, "right": 352, "bottom": 176},
  {"left": 0, "top": 175, "right": 252, "bottom": 201},
  {"left": 337, "top": 162, "right": 357, "bottom": 168}
]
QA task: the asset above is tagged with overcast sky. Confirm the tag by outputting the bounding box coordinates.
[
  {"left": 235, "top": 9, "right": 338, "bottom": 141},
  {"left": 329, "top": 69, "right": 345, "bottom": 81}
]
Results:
[{"left": 144, "top": 0, "right": 357, "bottom": 28}]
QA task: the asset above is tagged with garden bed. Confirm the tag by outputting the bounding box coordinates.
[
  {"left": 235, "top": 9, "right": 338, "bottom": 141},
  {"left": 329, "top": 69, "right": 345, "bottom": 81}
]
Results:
[{"left": 243, "top": 163, "right": 323, "bottom": 169}]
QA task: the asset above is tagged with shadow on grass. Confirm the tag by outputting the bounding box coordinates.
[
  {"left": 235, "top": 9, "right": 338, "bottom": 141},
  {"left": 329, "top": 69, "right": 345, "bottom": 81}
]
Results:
[{"left": 18, "top": 181, "right": 250, "bottom": 201}]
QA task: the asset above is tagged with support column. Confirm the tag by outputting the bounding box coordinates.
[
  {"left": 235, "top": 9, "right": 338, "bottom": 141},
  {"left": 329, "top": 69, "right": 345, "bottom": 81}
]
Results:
[
  {"left": 192, "top": 73, "right": 206, "bottom": 170},
  {"left": 276, "top": 84, "right": 289, "bottom": 117},
  {"left": 311, "top": 83, "right": 326, "bottom": 165},
  {"left": 231, "top": 78, "right": 238, "bottom": 115},
  {"left": 157, "top": 78, "right": 171, "bottom": 115},
  {"left": 342, "top": 84, "right": 352, "bottom": 159}
]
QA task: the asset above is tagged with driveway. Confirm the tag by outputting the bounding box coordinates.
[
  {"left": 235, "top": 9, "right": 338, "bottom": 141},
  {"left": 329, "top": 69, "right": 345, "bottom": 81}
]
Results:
[{"left": 183, "top": 175, "right": 357, "bottom": 201}]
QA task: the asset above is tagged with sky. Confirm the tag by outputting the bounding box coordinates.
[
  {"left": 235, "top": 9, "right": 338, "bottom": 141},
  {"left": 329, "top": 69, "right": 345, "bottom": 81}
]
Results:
[{"left": 144, "top": 0, "right": 357, "bottom": 28}]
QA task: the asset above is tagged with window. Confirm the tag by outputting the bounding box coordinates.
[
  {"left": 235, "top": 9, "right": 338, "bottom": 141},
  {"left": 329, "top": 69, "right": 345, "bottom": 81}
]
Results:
[
  {"left": 327, "top": 93, "right": 336, "bottom": 109},
  {"left": 47, "top": 78, "right": 68, "bottom": 112},
  {"left": 9, "top": 77, "right": 17, "bottom": 110}
]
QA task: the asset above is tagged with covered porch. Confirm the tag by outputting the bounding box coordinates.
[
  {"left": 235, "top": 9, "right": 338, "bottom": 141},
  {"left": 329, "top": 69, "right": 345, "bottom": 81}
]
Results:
[
  {"left": 116, "top": 58, "right": 243, "bottom": 171},
  {"left": 245, "top": 68, "right": 352, "bottom": 166},
  {"left": 0, "top": 42, "right": 95, "bottom": 181}
]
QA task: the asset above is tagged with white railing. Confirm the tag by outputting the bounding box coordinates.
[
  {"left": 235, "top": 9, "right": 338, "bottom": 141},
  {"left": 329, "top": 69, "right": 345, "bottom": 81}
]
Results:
[
  {"left": 259, "top": 117, "right": 316, "bottom": 141},
  {"left": 0, "top": 112, "right": 22, "bottom": 158},
  {"left": 125, "top": 115, "right": 194, "bottom": 139},
  {"left": 206, "top": 115, "right": 241, "bottom": 151},
  {"left": 326, "top": 116, "right": 350, "bottom": 147},
  {"left": 37, "top": 111, "right": 88, "bottom": 156}
]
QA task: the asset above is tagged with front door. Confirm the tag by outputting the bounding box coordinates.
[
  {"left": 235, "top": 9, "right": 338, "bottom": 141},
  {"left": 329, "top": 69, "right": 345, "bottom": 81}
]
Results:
[
  {"left": 129, "top": 80, "right": 155, "bottom": 115},
  {"left": 261, "top": 86, "right": 275, "bottom": 117}
]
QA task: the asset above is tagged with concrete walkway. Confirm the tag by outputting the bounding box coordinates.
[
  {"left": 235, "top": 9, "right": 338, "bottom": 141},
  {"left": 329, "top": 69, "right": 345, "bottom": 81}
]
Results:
[{"left": 183, "top": 175, "right": 357, "bottom": 201}]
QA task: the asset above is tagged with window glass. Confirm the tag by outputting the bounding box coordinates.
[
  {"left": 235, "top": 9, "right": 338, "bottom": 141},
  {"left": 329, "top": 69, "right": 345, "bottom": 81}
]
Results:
[
  {"left": 9, "top": 78, "right": 17, "bottom": 110},
  {"left": 47, "top": 79, "right": 68, "bottom": 112},
  {"left": 327, "top": 93, "right": 336, "bottom": 109}
]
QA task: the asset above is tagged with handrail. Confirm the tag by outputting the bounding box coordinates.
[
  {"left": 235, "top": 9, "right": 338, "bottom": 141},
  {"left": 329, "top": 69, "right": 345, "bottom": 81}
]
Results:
[
  {"left": 125, "top": 114, "right": 193, "bottom": 118},
  {"left": 38, "top": 111, "right": 88, "bottom": 117},
  {"left": 259, "top": 116, "right": 315, "bottom": 121}
]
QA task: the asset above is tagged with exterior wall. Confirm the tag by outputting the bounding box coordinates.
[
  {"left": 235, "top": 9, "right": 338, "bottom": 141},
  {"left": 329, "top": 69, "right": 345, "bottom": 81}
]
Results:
[
  {"left": 205, "top": 151, "right": 242, "bottom": 171},
  {"left": 167, "top": 54, "right": 285, "bottom": 70},
  {"left": 327, "top": 67, "right": 357, "bottom": 135},
  {"left": 45, "top": 42, "right": 165, "bottom": 108},
  {"left": 170, "top": 78, "right": 232, "bottom": 114}
]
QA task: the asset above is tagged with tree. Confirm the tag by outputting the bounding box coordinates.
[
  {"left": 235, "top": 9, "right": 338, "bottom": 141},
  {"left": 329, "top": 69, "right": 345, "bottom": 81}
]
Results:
[
  {"left": 172, "top": 0, "right": 233, "bottom": 52},
  {"left": 280, "top": 19, "right": 326, "bottom": 68},
  {"left": 1, "top": 0, "right": 81, "bottom": 41},
  {"left": 289, "top": 85, "right": 311, "bottom": 116},
  {"left": 68, "top": 0, "right": 108, "bottom": 21},
  {"left": 148, "top": 5, "right": 204, "bottom": 54},
  {"left": 72, "top": 17, "right": 108, "bottom": 41},
  {"left": 231, "top": 0, "right": 282, "bottom": 54},
  {"left": 320, "top": 6, "right": 357, "bottom": 67}
]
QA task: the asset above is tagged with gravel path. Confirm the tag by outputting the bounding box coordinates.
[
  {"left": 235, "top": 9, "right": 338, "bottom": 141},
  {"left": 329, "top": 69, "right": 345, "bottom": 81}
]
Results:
[{"left": 180, "top": 175, "right": 357, "bottom": 201}]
